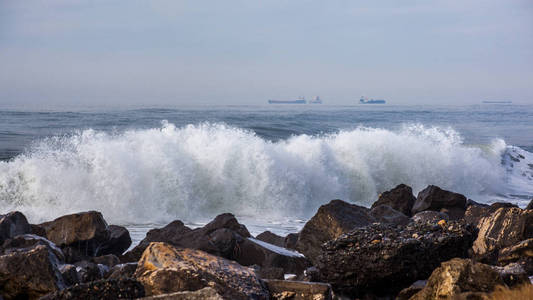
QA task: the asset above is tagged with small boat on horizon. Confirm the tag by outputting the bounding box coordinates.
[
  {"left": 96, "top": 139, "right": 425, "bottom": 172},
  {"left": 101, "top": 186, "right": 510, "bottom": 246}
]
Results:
[
  {"left": 268, "top": 96, "right": 323, "bottom": 104},
  {"left": 360, "top": 96, "right": 386, "bottom": 104}
]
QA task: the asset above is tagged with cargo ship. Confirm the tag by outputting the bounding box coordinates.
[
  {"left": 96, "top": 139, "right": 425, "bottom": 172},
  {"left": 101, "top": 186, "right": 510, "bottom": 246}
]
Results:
[
  {"left": 359, "top": 96, "right": 386, "bottom": 104},
  {"left": 268, "top": 96, "right": 307, "bottom": 104},
  {"left": 309, "top": 96, "right": 322, "bottom": 104}
]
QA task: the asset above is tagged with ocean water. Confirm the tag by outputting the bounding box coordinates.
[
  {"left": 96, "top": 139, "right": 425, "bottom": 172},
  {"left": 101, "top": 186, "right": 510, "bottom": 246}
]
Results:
[{"left": 1, "top": 104, "right": 532, "bottom": 242}]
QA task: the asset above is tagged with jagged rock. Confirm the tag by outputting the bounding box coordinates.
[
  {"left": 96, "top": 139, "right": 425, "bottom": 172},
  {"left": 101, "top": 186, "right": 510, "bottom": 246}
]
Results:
[
  {"left": 526, "top": 199, "right": 533, "bottom": 210},
  {"left": 295, "top": 200, "right": 376, "bottom": 264},
  {"left": 370, "top": 205, "right": 410, "bottom": 225},
  {"left": 98, "top": 225, "right": 131, "bottom": 256},
  {"left": 122, "top": 214, "right": 248, "bottom": 262},
  {"left": 39, "top": 211, "right": 110, "bottom": 257},
  {"left": 492, "top": 262, "right": 530, "bottom": 287},
  {"left": 40, "top": 278, "right": 145, "bottom": 300},
  {"left": 91, "top": 254, "right": 120, "bottom": 267},
  {"left": 106, "top": 262, "right": 138, "bottom": 280},
  {"left": 29, "top": 224, "right": 46, "bottom": 237},
  {"left": 59, "top": 264, "right": 80, "bottom": 287},
  {"left": 264, "top": 280, "right": 333, "bottom": 300},
  {"left": 74, "top": 260, "right": 107, "bottom": 283},
  {"left": 257, "top": 231, "right": 285, "bottom": 247},
  {"left": 498, "top": 238, "right": 533, "bottom": 267},
  {"left": 396, "top": 280, "right": 426, "bottom": 300},
  {"left": 411, "top": 211, "right": 449, "bottom": 224},
  {"left": 472, "top": 207, "right": 533, "bottom": 263},
  {"left": 317, "top": 221, "right": 475, "bottom": 298},
  {"left": 371, "top": 184, "right": 416, "bottom": 216},
  {"left": 134, "top": 242, "right": 268, "bottom": 299},
  {"left": 0, "top": 211, "right": 31, "bottom": 243},
  {"left": 0, "top": 245, "right": 65, "bottom": 300},
  {"left": 284, "top": 233, "right": 299, "bottom": 250},
  {"left": 412, "top": 185, "right": 467, "bottom": 220},
  {"left": 410, "top": 258, "right": 504, "bottom": 300},
  {"left": 138, "top": 287, "right": 223, "bottom": 300},
  {"left": 1, "top": 234, "right": 65, "bottom": 262}
]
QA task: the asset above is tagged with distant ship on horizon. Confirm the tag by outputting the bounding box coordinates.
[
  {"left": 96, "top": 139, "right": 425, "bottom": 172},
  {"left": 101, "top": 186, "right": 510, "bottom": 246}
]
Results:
[
  {"left": 268, "top": 96, "right": 323, "bottom": 104},
  {"left": 359, "top": 96, "right": 386, "bottom": 104}
]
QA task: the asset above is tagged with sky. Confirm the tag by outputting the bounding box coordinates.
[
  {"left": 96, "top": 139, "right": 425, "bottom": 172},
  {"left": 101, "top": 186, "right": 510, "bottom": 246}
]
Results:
[{"left": 0, "top": 0, "right": 532, "bottom": 106}]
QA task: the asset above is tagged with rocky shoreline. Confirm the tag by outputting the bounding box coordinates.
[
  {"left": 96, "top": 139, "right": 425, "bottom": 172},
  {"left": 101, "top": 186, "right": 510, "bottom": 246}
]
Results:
[{"left": 0, "top": 184, "right": 532, "bottom": 299}]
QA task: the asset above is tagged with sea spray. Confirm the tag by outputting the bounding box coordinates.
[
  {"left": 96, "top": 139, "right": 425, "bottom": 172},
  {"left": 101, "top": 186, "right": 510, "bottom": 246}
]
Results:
[{"left": 0, "top": 121, "right": 530, "bottom": 225}]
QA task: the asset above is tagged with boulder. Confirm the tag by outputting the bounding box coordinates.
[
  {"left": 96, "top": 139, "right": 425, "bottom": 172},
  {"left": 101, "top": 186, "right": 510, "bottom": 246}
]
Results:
[
  {"left": 411, "top": 211, "right": 449, "bottom": 224},
  {"left": 256, "top": 231, "right": 285, "bottom": 247},
  {"left": 264, "top": 279, "right": 333, "bottom": 300},
  {"left": 295, "top": 200, "right": 376, "bottom": 264},
  {"left": 0, "top": 211, "right": 31, "bottom": 243},
  {"left": 134, "top": 242, "right": 269, "bottom": 299},
  {"left": 284, "top": 233, "right": 299, "bottom": 250},
  {"left": 59, "top": 264, "right": 80, "bottom": 287},
  {"left": 74, "top": 260, "right": 107, "bottom": 283},
  {"left": 98, "top": 225, "right": 132, "bottom": 256},
  {"left": 138, "top": 287, "right": 223, "bottom": 300},
  {"left": 0, "top": 245, "right": 65, "bottom": 300},
  {"left": 526, "top": 199, "right": 533, "bottom": 210},
  {"left": 39, "top": 211, "right": 110, "bottom": 257},
  {"left": 370, "top": 205, "right": 410, "bottom": 225},
  {"left": 29, "top": 224, "right": 47, "bottom": 237},
  {"left": 1, "top": 234, "right": 65, "bottom": 262},
  {"left": 106, "top": 262, "right": 138, "bottom": 280},
  {"left": 317, "top": 221, "right": 475, "bottom": 298},
  {"left": 91, "top": 254, "right": 120, "bottom": 268},
  {"left": 498, "top": 238, "right": 533, "bottom": 275},
  {"left": 371, "top": 184, "right": 416, "bottom": 216},
  {"left": 472, "top": 207, "right": 533, "bottom": 263},
  {"left": 492, "top": 262, "right": 530, "bottom": 287},
  {"left": 410, "top": 258, "right": 504, "bottom": 300},
  {"left": 40, "top": 278, "right": 145, "bottom": 300},
  {"left": 412, "top": 185, "right": 467, "bottom": 220}
]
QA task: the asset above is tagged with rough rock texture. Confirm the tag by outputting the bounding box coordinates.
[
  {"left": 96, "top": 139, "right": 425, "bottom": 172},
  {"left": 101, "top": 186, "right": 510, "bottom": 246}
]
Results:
[
  {"left": 412, "top": 185, "right": 467, "bottom": 219},
  {"left": 106, "top": 262, "right": 138, "bottom": 280},
  {"left": 40, "top": 278, "right": 145, "bottom": 300},
  {"left": 526, "top": 198, "right": 533, "bottom": 210},
  {"left": 472, "top": 207, "right": 533, "bottom": 263},
  {"left": 492, "top": 262, "right": 530, "bottom": 287},
  {"left": 257, "top": 267, "right": 284, "bottom": 280},
  {"left": 91, "top": 254, "right": 120, "bottom": 267},
  {"left": 295, "top": 200, "right": 376, "bottom": 264},
  {"left": 410, "top": 258, "right": 504, "bottom": 300},
  {"left": 0, "top": 211, "right": 31, "bottom": 243},
  {"left": 98, "top": 225, "right": 132, "bottom": 256},
  {"left": 317, "top": 221, "right": 475, "bottom": 297},
  {"left": 284, "top": 233, "right": 299, "bottom": 250},
  {"left": 39, "top": 211, "right": 110, "bottom": 258},
  {"left": 59, "top": 264, "right": 80, "bottom": 286},
  {"left": 0, "top": 245, "right": 65, "bottom": 300},
  {"left": 256, "top": 231, "right": 285, "bottom": 247},
  {"left": 370, "top": 205, "right": 410, "bottom": 225},
  {"left": 138, "top": 287, "right": 223, "bottom": 300},
  {"left": 74, "top": 260, "right": 107, "bottom": 283},
  {"left": 123, "top": 213, "right": 249, "bottom": 262},
  {"left": 411, "top": 211, "right": 449, "bottom": 224},
  {"left": 1, "top": 234, "right": 65, "bottom": 262},
  {"left": 134, "top": 242, "right": 269, "bottom": 299},
  {"left": 371, "top": 184, "right": 416, "bottom": 216},
  {"left": 498, "top": 238, "right": 533, "bottom": 268},
  {"left": 396, "top": 280, "right": 426, "bottom": 300},
  {"left": 264, "top": 279, "right": 333, "bottom": 300}
]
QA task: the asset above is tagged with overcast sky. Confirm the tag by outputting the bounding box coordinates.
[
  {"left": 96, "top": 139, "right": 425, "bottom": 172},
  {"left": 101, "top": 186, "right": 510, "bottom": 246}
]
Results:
[{"left": 1, "top": 0, "right": 532, "bottom": 106}]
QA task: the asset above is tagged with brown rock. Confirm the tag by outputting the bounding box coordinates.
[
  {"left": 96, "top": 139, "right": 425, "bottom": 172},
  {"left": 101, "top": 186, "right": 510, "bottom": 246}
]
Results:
[
  {"left": 498, "top": 238, "right": 533, "bottom": 274},
  {"left": 264, "top": 279, "right": 332, "bottom": 300},
  {"left": 0, "top": 245, "right": 65, "bottom": 300},
  {"left": 410, "top": 258, "right": 504, "bottom": 300},
  {"left": 370, "top": 205, "right": 410, "bottom": 225},
  {"left": 0, "top": 211, "right": 31, "bottom": 243},
  {"left": 371, "top": 184, "right": 416, "bottom": 216},
  {"left": 1, "top": 234, "right": 65, "bottom": 262},
  {"left": 137, "top": 287, "right": 223, "bottom": 300},
  {"left": 411, "top": 211, "right": 449, "bottom": 224},
  {"left": 256, "top": 231, "right": 285, "bottom": 247},
  {"left": 257, "top": 267, "right": 284, "bottom": 280},
  {"left": 412, "top": 185, "right": 467, "bottom": 220},
  {"left": 40, "top": 278, "right": 145, "bottom": 300},
  {"left": 295, "top": 199, "right": 376, "bottom": 264},
  {"left": 396, "top": 280, "right": 426, "bottom": 300},
  {"left": 134, "top": 242, "right": 268, "bottom": 299},
  {"left": 284, "top": 233, "right": 299, "bottom": 250}
]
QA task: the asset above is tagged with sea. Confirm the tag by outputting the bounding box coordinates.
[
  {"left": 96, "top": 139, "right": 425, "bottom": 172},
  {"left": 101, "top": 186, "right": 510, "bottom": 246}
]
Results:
[{"left": 1, "top": 104, "right": 532, "bottom": 245}]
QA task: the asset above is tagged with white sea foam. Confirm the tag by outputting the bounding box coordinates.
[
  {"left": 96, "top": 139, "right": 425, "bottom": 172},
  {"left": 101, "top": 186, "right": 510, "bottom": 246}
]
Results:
[{"left": 0, "top": 121, "right": 531, "bottom": 225}]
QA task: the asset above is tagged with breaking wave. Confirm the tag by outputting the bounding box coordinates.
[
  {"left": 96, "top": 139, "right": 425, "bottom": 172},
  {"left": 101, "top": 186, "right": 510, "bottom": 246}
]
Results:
[{"left": 0, "top": 121, "right": 531, "bottom": 225}]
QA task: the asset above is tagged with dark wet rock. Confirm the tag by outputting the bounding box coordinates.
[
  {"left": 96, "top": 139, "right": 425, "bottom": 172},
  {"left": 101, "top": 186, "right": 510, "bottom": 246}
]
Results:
[
  {"left": 370, "top": 205, "right": 410, "bottom": 225},
  {"left": 466, "top": 199, "right": 489, "bottom": 208},
  {"left": 284, "top": 233, "right": 299, "bottom": 250},
  {"left": 59, "top": 264, "right": 80, "bottom": 287},
  {"left": 526, "top": 199, "right": 533, "bottom": 210},
  {"left": 371, "top": 184, "right": 416, "bottom": 216},
  {"left": 40, "top": 278, "right": 145, "bottom": 300},
  {"left": 39, "top": 211, "right": 110, "bottom": 257},
  {"left": 0, "top": 211, "right": 31, "bottom": 243},
  {"left": 74, "top": 260, "right": 106, "bottom": 283},
  {"left": 498, "top": 238, "right": 533, "bottom": 274},
  {"left": 91, "top": 254, "right": 120, "bottom": 268},
  {"left": 98, "top": 225, "right": 132, "bottom": 256},
  {"left": 264, "top": 279, "right": 333, "bottom": 300},
  {"left": 317, "top": 221, "right": 475, "bottom": 298},
  {"left": 300, "top": 266, "right": 321, "bottom": 282},
  {"left": 138, "top": 287, "right": 223, "bottom": 300},
  {"left": 123, "top": 214, "right": 249, "bottom": 262},
  {"left": 472, "top": 207, "right": 533, "bottom": 263},
  {"left": 0, "top": 245, "right": 65, "bottom": 300},
  {"left": 412, "top": 185, "right": 467, "bottom": 220},
  {"left": 29, "top": 224, "right": 46, "bottom": 237},
  {"left": 257, "top": 231, "right": 285, "bottom": 247},
  {"left": 295, "top": 199, "right": 376, "bottom": 264},
  {"left": 134, "top": 242, "right": 269, "bottom": 299},
  {"left": 1, "top": 234, "right": 65, "bottom": 262},
  {"left": 257, "top": 267, "right": 284, "bottom": 280},
  {"left": 411, "top": 211, "right": 449, "bottom": 224},
  {"left": 106, "top": 262, "right": 138, "bottom": 280},
  {"left": 410, "top": 258, "right": 505, "bottom": 300},
  {"left": 396, "top": 280, "right": 426, "bottom": 300},
  {"left": 236, "top": 238, "right": 310, "bottom": 275}
]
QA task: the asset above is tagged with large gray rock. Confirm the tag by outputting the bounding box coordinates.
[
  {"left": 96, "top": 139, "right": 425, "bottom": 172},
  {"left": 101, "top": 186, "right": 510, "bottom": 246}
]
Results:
[
  {"left": 371, "top": 184, "right": 416, "bottom": 216},
  {"left": 412, "top": 185, "right": 467, "bottom": 220},
  {"left": 134, "top": 242, "right": 269, "bottom": 300},
  {"left": 295, "top": 200, "right": 376, "bottom": 264},
  {"left": 317, "top": 221, "right": 475, "bottom": 298},
  {"left": 0, "top": 211, "right": 31, "bottom": 243}
]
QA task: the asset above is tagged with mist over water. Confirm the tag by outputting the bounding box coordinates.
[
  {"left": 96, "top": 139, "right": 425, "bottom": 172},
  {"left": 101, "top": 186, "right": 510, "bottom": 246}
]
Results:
[{"left": 1, "top": 120, "right": 531, "bottom": 227}]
